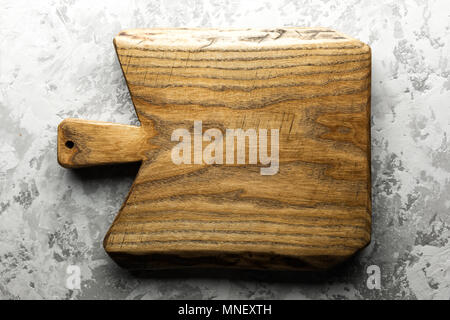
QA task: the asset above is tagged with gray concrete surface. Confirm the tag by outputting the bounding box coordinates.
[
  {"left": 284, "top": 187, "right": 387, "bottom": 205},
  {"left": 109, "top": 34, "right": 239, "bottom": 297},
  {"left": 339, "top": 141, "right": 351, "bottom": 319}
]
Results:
[{"left": 1, "top": 0, "right": 449, "bottom": 299}]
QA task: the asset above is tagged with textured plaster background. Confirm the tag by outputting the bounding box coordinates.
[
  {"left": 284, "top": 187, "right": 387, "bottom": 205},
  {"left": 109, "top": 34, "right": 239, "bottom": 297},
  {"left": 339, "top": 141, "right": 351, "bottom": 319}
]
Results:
[{"left": 1, "top": 0, "right": 450, "bottom": 300}]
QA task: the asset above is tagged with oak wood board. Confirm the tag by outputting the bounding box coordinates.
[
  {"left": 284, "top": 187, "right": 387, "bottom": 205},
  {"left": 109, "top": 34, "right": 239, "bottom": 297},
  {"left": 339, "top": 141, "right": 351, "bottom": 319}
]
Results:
[{"left": 57, "top": 28, "right": 372, "bottom": 270}]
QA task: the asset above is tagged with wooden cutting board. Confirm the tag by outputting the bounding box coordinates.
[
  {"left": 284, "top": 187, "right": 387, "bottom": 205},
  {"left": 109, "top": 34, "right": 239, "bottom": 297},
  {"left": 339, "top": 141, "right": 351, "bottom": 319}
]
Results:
[{"left": 57, "top": 28, "right": 371, "bottom": 270}]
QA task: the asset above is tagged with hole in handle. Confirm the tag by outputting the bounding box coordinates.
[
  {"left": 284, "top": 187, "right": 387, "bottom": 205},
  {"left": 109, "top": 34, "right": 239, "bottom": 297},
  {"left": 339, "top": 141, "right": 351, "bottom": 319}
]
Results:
[{"left": 65, "top": 140, "right": 74, "bottom": 149}]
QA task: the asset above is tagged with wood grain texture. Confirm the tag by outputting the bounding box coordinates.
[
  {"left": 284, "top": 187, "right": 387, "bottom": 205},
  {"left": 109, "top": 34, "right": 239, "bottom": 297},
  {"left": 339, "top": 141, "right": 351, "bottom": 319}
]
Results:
[
  {"left": 57, "top": 118, "right": 155, "bottom": 168},
  {"left": 57, "top": 28, "right": 372, "bottom": 270}
]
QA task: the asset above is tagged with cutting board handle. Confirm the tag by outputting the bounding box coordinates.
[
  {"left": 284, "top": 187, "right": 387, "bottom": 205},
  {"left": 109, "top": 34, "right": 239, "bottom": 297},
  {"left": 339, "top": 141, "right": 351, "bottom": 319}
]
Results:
[{"left": 57, "top": 118, "right": 150, "bottom": 168}]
